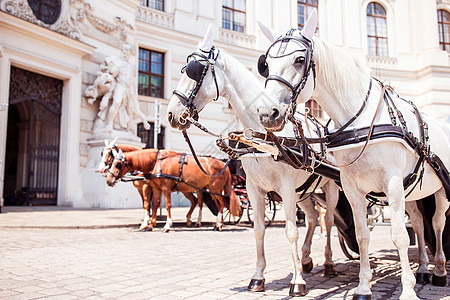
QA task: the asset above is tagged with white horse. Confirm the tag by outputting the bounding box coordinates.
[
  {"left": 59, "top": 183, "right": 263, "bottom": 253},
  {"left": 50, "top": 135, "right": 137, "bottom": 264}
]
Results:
[
  {"left": 167, "top": 25, "right": 349, "bottom": 296},
  {"left": 257, "top": 10, "right": 449, "bottom": 299}
]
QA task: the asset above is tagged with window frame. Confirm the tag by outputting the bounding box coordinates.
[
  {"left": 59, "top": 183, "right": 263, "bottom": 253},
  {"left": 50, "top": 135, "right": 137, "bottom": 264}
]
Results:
[
  {"left": 297, "top": 0, "right": 318, "bottom": 30},
  {"left": 137, "top": 122, "right": 165, "bottom": 149},
  {"left": 140, "top": 0, "right": 164, "bottom": 11},
  {"left": 138, "top": 48, "right": 165, "bottom": 99},
  {"left": 437, "top": 9, "right": 450, "bottom": 52},
  {"left": 305, "top": 99, "right": 323, "bottom": 119},
  {"left": 222, "top": 0, "right": 247, "bottom": 33},
  {"left": 366, "top": 2, "right": 388, "bottom": 57}
]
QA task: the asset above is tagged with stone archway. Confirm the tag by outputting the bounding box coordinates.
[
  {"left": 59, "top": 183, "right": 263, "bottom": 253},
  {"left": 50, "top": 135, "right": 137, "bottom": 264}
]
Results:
[{"left": 3, "top": 67, "right": 63, "bottom": 205}]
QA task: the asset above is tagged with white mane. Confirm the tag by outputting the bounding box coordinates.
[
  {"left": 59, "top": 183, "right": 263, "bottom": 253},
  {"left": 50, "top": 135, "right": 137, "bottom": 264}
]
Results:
[{"left": 312, "top": 37, "right": 371, "bottom": 107}]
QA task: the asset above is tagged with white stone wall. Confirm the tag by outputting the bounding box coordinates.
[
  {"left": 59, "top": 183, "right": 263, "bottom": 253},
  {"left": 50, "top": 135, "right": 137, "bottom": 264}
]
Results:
[{"left": 0, "top": 0, "right": 449, "bottom": 208}]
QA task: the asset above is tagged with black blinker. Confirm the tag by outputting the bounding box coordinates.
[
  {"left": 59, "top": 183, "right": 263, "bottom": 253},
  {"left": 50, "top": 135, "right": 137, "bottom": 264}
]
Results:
[
  {"left": 257, "top": 54, "right": 269, "bottom": 78},
  {"left": 116, "top": 162, "right": 122, "bottom": 170},
  {"left": 186, "top": 60, "right": 205, "bottom": 82}
]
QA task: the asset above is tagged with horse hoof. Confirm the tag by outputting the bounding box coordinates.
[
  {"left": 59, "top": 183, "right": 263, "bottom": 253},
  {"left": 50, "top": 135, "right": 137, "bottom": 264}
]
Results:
[
  {"left": 247, "top": 279, "right": 265, "bottom": 292},
  {"left": 195, "top": 223, "right": 201, "bottom": 228},
  {"left": 431, "top": 274, "right": 447, "bottom": 286},
  {"left": 302, "top": 261, "right": 313, "bottom": 273},
  {"left": 213, "top": 226, "right": 222, "bottom": 231},
  {"left": 415, "top": 272, "right": 430, "bottom": 284},
  {"left": 289, "top": 283, "right": 307, "bottom": 297},
  {"left": 162, "top": 228, "right": 170, "bottom": 233},
  {"left": 324, "top": 264, "right": 337, "bottom": 277},
  {"left": 352, "top": 294, "right": 371, "bottom": 300},
  {"left": 186, "top": 221, "right": 192, "bottom": 227}
]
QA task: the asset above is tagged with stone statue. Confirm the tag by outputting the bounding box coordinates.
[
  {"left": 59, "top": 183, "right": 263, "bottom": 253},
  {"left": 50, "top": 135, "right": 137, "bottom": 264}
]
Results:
[{"left": 86, "top": 44, "right": 150, "bottom": 134}]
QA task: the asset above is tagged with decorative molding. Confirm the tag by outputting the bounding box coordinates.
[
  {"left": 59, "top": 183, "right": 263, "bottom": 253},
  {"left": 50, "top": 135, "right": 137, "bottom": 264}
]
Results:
[
  {"left": 436, "top": 0, "right": 449, "bottom": 6},
  {"left": 136, "top": 6, "right": 174, "bottom": 29},
  {"left": 71, "top": 0, "right": 135, "bottom": 41},
  {"left": 0, "top": 0, "right": 81, "bottom": 39},
  {"left": 366, "top": 55, "right": 397, "bottom": 67},
  {"left": 219, "top": 28, "right": 256, "bottom": 49}
]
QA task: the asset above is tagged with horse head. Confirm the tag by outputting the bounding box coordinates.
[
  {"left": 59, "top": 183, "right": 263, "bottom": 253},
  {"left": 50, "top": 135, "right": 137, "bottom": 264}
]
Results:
[
  {"left": 167, "top": 24, "right": 225, "bottom": 131},
  {"left": 98, "top": 137, "right": 118, "bottom": 173},
  {"left": 257, "top": 9, "right": 317, "bottom": 132},
  {"left": 106, "top": 148, "right": 129, "bottom": 187}
]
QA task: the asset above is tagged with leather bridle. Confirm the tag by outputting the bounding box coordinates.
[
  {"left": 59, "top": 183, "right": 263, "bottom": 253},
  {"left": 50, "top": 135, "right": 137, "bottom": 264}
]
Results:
[
  {"left": 258, "top": 30, "right": 316, "bottom": 114},
  {"left": 172, "top": 46, "right": 221, "bottom": 125}
]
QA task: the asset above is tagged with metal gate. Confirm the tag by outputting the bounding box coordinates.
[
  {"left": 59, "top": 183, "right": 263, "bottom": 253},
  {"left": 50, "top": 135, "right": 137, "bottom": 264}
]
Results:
[{"left": 9, "top": 67, "right": 62, "bottom": 205}]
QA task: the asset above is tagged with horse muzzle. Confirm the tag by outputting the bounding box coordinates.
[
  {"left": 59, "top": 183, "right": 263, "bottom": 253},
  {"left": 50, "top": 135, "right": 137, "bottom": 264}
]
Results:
[
  {"left": 167, "top": 110, "right": 192, "bottom": 131},
  {"left": 257, "top": 105, "right": 287, "bottom": 132}
]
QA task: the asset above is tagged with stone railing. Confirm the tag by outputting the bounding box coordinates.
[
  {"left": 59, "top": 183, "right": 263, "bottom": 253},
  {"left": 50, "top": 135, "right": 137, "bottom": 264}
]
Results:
[
  {"left": 136, "top": 6, "right": 174, "bottom": 29},
  {"left": 366, "top": 55, "right": 397, "bottom": 68},
  {"left": 219, "top": 28, "right": 256, "bottom": 49}
]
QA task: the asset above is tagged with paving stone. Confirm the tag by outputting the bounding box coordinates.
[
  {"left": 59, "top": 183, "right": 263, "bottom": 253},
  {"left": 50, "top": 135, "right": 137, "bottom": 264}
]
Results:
[{"left": 0, "top": 208, "right": 448, "bottom": 299}]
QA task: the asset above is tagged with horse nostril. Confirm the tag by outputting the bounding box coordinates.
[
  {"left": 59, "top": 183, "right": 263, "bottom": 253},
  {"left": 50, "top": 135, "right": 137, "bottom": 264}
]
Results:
[{"left": 271, "top": 108, "right": 279, "bottom": 119}]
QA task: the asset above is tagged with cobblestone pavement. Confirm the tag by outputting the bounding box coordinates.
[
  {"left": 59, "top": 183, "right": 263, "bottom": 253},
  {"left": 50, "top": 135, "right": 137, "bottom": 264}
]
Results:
[{"left": 0, "top": 208, "right": 449, "bottom": 299}]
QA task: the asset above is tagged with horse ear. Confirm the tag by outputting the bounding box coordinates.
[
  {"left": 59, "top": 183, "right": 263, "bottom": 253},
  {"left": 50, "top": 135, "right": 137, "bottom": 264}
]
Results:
[
  {"left": 198, "top": 24, "right": 214, "bottom": 52},
  {"left": 104, "top": 139, "right": 109, "bottom": 146},
  {"left": 300, "top": 8, "right": 318, "bottom": 40},
  {"left": 257, "top": 20, "right": 281, "bottom": 43},
  {"left": 118, "top": 149, "right": 124, "bottom": 159},
  {"left": 112, "top": 137, "right": 118, "bottom": 146}
]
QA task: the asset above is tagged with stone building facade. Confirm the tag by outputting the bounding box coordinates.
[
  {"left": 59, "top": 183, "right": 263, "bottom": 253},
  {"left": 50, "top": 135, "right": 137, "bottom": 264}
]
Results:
[{"left": 0, "top": 0, "right": 449, "bottom": 209}]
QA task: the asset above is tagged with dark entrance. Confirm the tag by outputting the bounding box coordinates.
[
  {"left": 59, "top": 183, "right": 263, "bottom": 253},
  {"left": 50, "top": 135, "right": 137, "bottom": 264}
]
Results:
[{"left": 3, "top": 67, "right": 63, "bottom": 206}]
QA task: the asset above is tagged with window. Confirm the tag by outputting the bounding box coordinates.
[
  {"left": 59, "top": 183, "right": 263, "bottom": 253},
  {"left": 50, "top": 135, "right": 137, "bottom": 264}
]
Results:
[
  {"left": 138, "top": 48, "right": 164, "bottom": 98},
  {"left": 438, "top": 9, "right": 450, "bottom": 52},
  {"left": 137, "top": 122, "right": 165, "bottom": 149},
  {"left": 222, "top": 0, "right": 246, "bottom": 33},
  {"left": 305, "top": 99, "right": 323, "bottom": 119},
  {"left": 366, "top": 2, "right": 388, "bottom": 57},
  {"left": 140, "top": 0, "right": 164, "bottom": 11},
  {"left": 298, "top": 0, "right": 318, "bottom": 30}
]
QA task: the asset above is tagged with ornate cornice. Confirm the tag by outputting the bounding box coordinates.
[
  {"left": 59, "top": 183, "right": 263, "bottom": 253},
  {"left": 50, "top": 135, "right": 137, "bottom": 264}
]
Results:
[
  {"left": 71, "top": 0, "right": 134, "bottom": 41},
  {"left": 366, "top": 55, "right": 398, "bottom": 68},
  {"left": 219, "top": 28, "right": 256, "bottom": 49},
  {"left": 0, "top": 0, "right": 81, "bottom": 39},
  {"left": 136, "top": 6, "right": 174, "bottom": 29}
]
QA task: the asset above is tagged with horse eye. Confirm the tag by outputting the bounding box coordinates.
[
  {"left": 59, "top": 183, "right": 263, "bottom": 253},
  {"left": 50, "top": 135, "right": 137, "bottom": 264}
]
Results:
[{"left": 295, "top": 57, "right": 305, "bottom": 64}]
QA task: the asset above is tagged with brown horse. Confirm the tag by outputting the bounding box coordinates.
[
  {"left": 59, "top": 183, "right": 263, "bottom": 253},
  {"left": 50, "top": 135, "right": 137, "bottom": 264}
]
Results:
[
  {"left": 106, "top": 149, "right": 241, "bottom": 231},
  {"left": 99, "top": 141, "right": 200, "bottom": 230}
]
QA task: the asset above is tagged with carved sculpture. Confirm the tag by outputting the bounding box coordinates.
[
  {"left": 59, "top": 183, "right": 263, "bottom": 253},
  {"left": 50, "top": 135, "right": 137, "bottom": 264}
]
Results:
[{"left": 86, "top": 44, "right": 150, "bottom": 133}]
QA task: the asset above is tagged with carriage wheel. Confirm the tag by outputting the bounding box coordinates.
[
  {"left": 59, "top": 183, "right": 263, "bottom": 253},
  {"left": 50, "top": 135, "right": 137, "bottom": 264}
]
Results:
[
  {"left": 222, "top": 200, "right": 245, "bottom": 225},
  {"left": 247, "top": 193, "right": 277, "bottom": 228},
  {"left": 338, "top": 233, "right": 360, "bottom": 260}
]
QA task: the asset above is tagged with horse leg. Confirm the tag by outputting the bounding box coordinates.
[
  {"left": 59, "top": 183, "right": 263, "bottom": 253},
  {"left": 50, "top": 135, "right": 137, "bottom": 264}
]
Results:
[
  {"left": 149, "top": 189, "right": 162, "bottom": 231},
  {"left": 184, "top": 192, "right": 198, "bottom": 227},
  {"left": 195, "top": 192, "right": 203, "bottom": 227},
  {"left": 431, "top": 188, "right": 449, "bottom": 286},
  {"left": 213, "top": 196, "right": 224, "bottom": 231},
  {"left": 246, "top": 182, "right": 267, "bottom": 292},
  {"left": 162, "top": 190, "right": 173, "bottom": 233},
  {"left": 341, "top": 177, "right": 372, "bottom": 299},
  {"left": 385, "top": 175, "right": 418, "bottom": 299},
  {"left": 321, "top": 182, "right": 339, "bottom": 277},
  {"left": 405, "top": 201, "right": 430, "bottom": 284},
  {"left": 296, "top": 197, "right": 318, "bottom": 274},
  {"left": 280, "top": 184, "right": 307, "bottom": 296},
  {"left": 140, "top": 183, "right": 152, "bottom": 231},
  {"left": 134, "top": 181, "right": 149, "bottom": 231}
]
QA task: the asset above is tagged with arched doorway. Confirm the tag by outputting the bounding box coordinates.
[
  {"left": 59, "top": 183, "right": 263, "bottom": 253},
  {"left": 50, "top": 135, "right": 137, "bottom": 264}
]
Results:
[{"left": 3, "top": 67, "right": 63, "bottom": 206}]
